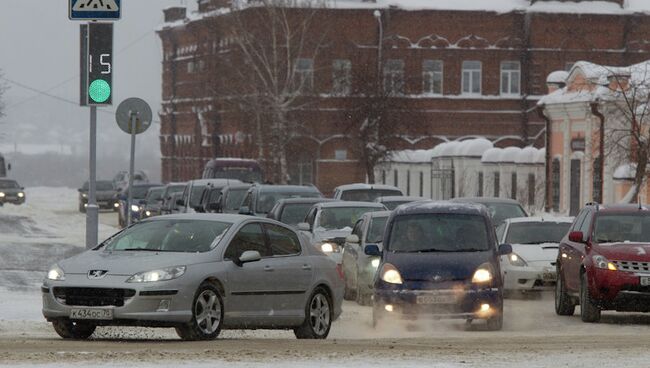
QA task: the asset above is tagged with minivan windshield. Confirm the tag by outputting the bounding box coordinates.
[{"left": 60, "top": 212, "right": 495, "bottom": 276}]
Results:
[
  {"left": 318, "top": 206, "right": 382, "bottom": 231},
  {"left": 388, "top": 214, "right": 490, "bottom": 252},
  {"left": 225, "top": 188, "right": 249, "bottom": 211},
  {"left": 103, "top": 220, "right": 231, "bottom": 253},
  {"left": 506, "top": 222, "right": 571, "bottom": 244},
  {"left": 0, "top": 180, "right": 19, "bottom": 189},
  {"left": 366, "top": 216, "right": 388, "bottom": 243},
  {"left": 280, "top": 203, "right": 315, "bottom": 225},
  {"left": 257, "top": 190, "right": 321, "bottom": 214},
  {"left": 145, "top": 188, "right": 164, "bottom": 203},
  {"left": 593, "top": 214, "right": 650, "bottom": 244}
]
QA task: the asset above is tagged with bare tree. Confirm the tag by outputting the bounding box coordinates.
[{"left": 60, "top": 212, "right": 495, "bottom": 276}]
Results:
[
  {"left": 601, "top": 63, "right": 650, "bottom": 202},
  {"left": 0, "top": 69, "right": 7, "bottom": 142},
  {"left": 224, "top": 0, "right": 328, "bottom": 184}
]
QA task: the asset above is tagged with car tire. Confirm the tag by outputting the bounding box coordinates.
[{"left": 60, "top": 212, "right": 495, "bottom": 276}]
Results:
[
  {"left": 580, "top": 272, "right": 601, "bottom": 323},
  {"left": 175, "top": 282, "right": 223, "bottom": 341},
  {"left": 486, "top": 314, "right": 503, "bottom": 331},
  {"left": 294, "top": 287, "right": 332, "bottom": 339},
  {"left": 51, "top": 319, "right": 96, "bottom": 339},
  {"left": 555, "top": 269, "right": 575, "bottom": 316}
]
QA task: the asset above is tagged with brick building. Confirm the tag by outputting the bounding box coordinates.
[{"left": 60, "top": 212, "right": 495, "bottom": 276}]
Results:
[{"left": 157, "top": 0, "right": 650, "bottom": 194}]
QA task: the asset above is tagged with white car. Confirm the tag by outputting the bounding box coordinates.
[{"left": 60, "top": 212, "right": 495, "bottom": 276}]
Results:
[{"left": 496, "top": 217, "right": 573, "bottom": 295}]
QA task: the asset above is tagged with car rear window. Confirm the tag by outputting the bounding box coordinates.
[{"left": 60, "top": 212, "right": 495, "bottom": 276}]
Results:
[
  {"left": 505, "top": 222, "right": 571, "bottom": 244},
  {"left": 280, "top": 203, "right": 315, "bottom": 225},
  {"left": 388, "top": 214, "right": 490, "bottom": 252},
  {"left": 340, "top": 189, "right": 402, "bottom": 201},
  {"left": 257, "top": 190, "right": 321, "bottom": 214}
]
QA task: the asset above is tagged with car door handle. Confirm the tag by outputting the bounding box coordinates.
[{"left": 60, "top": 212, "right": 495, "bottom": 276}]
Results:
[
  {"left": 264, "top": 266, "right": 274, "bottom": 272},
  {"left": 302, "top": 265, "right": 312, "bottom": 271}
]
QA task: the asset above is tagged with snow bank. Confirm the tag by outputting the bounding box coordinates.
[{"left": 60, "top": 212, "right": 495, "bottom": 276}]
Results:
[{"left": 613, "top": 163, "right": 636, "bottom": 180}]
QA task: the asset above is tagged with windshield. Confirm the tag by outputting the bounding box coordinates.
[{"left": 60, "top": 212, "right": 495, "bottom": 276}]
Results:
[
  {"left": 318, "top": 207, "right": 382, "bottom": 231},
  {"left": 341, "top": 189, "right": 402, "bottom": 202},
  {"left": 103, "top": 220, "right": 231, "bottom": 253},
  {"left": 189, "top": 185, "right": 207, "bottom": 208},
  {"left": 257, "top": 190, "right": 321, "bottom": 214},
  {"left": 213, "top": 168, "right": 263, "bottom": 183},
  {"left": 366, "top": 217, "right": 388, "bottom": 243},
  {"left": 506, "top": 222, "right": 571, "bottom": 244},
  {"left": 225, "top": 188, "right": 249, "bottom": 211},
  {"left": 383, "top": 200, "right": 410, "bottom": 210},
  {"left": 165, "top": 185, "right": 185, "bottom": 196},
  {"left": 82, "top": 181, "right": 113, "bottom": 191},
  {"left": 0, "top": 180, "right": 19, "bottom": 189},
  {"left": 593, "top": 214, "right": 650, "bottom": 243},
  {"left": 388, "top": 214, "right": 490, "bottom": 252},
  {"left": 145, "top": 188, "right": 164, "bottom": 203},
  {"left": 482, "top": 203, "right": 527, "bottom": 225},
  {"left": 130, "top": 186, "right": 154, "bottom": 199},
  {"left": 280, "top": 203, "right": 315, "bottom": 225}
]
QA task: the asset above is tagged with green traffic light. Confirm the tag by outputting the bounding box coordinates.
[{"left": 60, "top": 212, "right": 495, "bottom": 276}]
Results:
[{"left": 89, "top": 79, "right": 111, "bottom": 103}]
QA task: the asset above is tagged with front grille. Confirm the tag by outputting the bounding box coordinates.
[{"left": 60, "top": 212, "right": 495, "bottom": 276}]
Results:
[
  {"left": 52, "top": 287, "right": 136, "bottom": 307},
  {"left": 613, "top": 261, "right": 650, "bottom": 273}
]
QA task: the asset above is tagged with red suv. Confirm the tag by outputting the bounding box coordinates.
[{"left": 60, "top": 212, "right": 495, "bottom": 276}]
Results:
[{"left": 555, "top": 203, "right": 650, "bottom": 322}]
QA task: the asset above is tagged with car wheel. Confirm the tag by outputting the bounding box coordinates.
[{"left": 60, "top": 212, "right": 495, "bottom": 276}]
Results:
[
  {"left": 486, "top": 314, "right": 503, "bottom": 331},
  {"left": 555, "top": 269, "right": 575, "bottom": 316},
  {"left": 175, "top": 283, "right": 223, "bottom": 341},
  {"left": 580, "top": 272, "right": 601, "bottom": 323},
  {"left": 51, "top": 319, "right": 96, "bottom": 339},
  {"left": 294, "top": 287, "right": 332, "bottom": 339}
]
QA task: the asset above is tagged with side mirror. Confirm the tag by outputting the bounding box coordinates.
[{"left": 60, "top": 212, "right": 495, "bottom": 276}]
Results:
[
  {"left": 238, "top": 206, "right": 252, "bottom": 215},
  {"left": 346, "top": 234, "right": 360, "bottom": 244},
  {"left": 176, "top": 199, "right": 185, "bottom": 206},
  {"left": 297, "top": 222, "right": 310, "bottom": 231},
  {"left": 568, "top": 231, "right": 585, "bottom": 243},
  {"left": 364, "top": 244, "right": 381, "bottom": 256},
  {"left": 7, "top": 163, "right": 11, "bottom": 171},
  {"left": 237, "top": 250, "right": 261, "bottom": 266},
  {"left": 77, "top": 188, "right": 82, "bottom": 192},
  {"left": 498, "top": 243, "right": 513, "bottom": 256}
]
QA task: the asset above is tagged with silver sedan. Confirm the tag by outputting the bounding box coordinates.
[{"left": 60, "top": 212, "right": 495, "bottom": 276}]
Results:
[{"left": 42, "top": 214, "right": 343, "bottom": 340}]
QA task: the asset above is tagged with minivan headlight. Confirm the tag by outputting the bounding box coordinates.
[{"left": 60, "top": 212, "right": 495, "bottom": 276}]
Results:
[
  {"left": 508, "top": 253, "right": 528, "bottom": 267},
  {"left": 130, "top": 204, "right": 140, "bottom": 212},
  {"left": 593, "top": 255, "right": 617, "bottom": 271},
  {"left": 380, "top": 263, "right": 403, "bottom": 284},
  {"left": 126, "top": 266, "right": 186, "bottom": 283},
  {"left": 472, "top": 264, "right": 493, "bottom": 284},
  {"left": 47, "top": 265, "right": 65, "bottom": 281}
]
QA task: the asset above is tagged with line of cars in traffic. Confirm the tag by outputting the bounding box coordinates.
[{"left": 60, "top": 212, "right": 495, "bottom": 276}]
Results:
[{"left": 50, "top": 174, "right": 650, "bottom": 340}]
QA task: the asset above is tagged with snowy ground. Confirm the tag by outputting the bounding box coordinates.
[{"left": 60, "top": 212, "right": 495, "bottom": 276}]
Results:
[{"left": 2, "top": 188, "right": 650, "bottom": 367}]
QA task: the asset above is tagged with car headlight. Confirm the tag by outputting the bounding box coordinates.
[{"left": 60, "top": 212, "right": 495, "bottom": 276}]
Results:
[
  {"left": 18, "top": 192, "right": 25, "bottom": 198},
  {"left": 126, "top": 266, "right": 186, "bottom": 283},
  {"left": 508, "top": 253, "right": 528, "bottom": 267},
  {"left": 82, "top": 193, "right": 87, "bottom": 198},
  {"left": 114, "top": 202, "right": 120, "bottom": 208},
  {"left": 593, "top": 255, "right": 617, "bottom": 271},
  {"left": 371, "top": 258, "right": 380, "bottom": 269},
  {"left": 145, "top": 210, "right": 151, "bottom": 217},
  {"left": 0, "top": 192, "right": 5, "bottom": 198},
  {"left": 472, "top": 264, "right": 493, "bottom": 284},
  {"left": 380, "top": 263, "right": 403, "bottom": 284},
  {"left": 130, "top": 204, "right": 140, "bottom": 212},
  {"left": 47, "top": 265, "right": 65, "bottom": 281},
  {"left": 320, "top": 242, "right": 340, "bottom": 253}
]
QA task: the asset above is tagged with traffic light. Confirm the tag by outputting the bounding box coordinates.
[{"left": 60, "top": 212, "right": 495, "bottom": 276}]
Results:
[{"left": 87, "top": 23, "right": 113, "bottom": 105}]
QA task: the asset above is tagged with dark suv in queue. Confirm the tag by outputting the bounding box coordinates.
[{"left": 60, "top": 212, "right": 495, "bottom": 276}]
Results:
[
  {"left": 367, "top": 201, "right": 511, "bottom": 330},
  {"left": 555, "top": 203, "right": 650, "bottom": 322}
]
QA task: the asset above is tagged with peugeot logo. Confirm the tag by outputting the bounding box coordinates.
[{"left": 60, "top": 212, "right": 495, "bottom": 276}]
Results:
[{"left": 87, "top": 270, "right": 108, "bottom": 279}]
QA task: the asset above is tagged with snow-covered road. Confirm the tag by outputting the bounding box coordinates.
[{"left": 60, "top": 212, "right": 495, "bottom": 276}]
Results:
[{"left": 2, "top": 188, "right": 650, "bottom": 367}]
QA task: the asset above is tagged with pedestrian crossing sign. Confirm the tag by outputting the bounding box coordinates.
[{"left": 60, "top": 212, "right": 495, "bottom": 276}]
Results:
[{"left": 69, "top": 0, "right": 121, "bottom": 20}]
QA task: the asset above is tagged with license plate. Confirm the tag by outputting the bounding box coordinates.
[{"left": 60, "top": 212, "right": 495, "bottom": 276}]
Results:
[
  {"left": 70, "top": 308, "right": 113, "bottom": 320},
  {"left": 641, "top": 277, "right": 650, "bottom": 286},
  {"left": 416, "top": 294, "right": 456, "bottom": 304}
]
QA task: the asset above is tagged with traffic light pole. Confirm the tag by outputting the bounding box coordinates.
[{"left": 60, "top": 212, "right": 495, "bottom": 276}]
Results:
[
  {"left": 86, "top": 105, "right": 99, "bottom": 249},
  {"left": 126, "top": 113, "right": 137, "bottom": 227}
]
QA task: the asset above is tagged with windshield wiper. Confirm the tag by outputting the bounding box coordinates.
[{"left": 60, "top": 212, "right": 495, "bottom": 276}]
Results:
[
  {"left": 404, "top": 248, "right": 457, "bottom": 253},
  {"left": 121, "top": 248, "right": 165, "bottom": 252},
  {"left": 520, "top": 241, "right": 555, "bottom": 245},
  {"left": 596, "top": 239, "right": 623, "bottom": 243}
]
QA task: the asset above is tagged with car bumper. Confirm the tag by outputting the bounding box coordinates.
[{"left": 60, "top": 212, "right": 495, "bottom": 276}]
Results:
[
  {"left": 41, "top": 275, "right": 195, "bottom": 326},
  {"left": 502, "top": 263, "right": 556, "bottom": 292},
  {"left": 374, "top": 286, "right": 502, "bottom": 320},
  {"left": 589, "top": 268, "right": 650, "bottom": 311},
  {"left": 1, "top": 196, "right": 25, "bottom": 205}
]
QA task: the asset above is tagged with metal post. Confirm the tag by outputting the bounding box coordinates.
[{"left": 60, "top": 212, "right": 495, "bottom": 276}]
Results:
[
  {"left": 126, "top": 113, "right": 137, "bottom": 227},
  {"left": 85, "top": 106, "right": 99, "bottom": 249}
]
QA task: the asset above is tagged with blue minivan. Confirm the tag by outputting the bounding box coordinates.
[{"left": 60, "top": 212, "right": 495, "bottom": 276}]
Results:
[{"left": 366, "top": 201, "right": 512, "bottom": 330}]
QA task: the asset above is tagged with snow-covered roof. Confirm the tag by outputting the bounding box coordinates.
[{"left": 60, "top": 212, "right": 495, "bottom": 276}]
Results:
[
  {"left": 546, "top": 70, "right": 568, "bottom": 84},
  {"left": 515, "top": 146, "right": 538, "bottom": 164},
  {"left": 436, "top": 141, "right": 462, "bottom": 157},
  {"left": 480, "top": 146, "right": 545, "bottom": 164},
  {"left": 498, "top": 147, "right": 522, "bottom": 163},
  {"left": 535, "top": 148, "right": 546, "bottom": 164},
  {"left": 481, "top": 148, "right": 502, "bottom": 163},
  {"left": 457, "top": 138, "right": 493, "bottom": 157},
  {"left": 507, "top": 216, "right": 574, "bottom": 224},
  {"left": 613, "top": 163, "right": 636, "bottom": 180},
  {"left": 388, "top": 149, "right": 436, "bottom": 163}
]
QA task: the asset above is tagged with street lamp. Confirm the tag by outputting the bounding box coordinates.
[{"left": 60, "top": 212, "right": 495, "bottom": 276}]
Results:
[{"left": 373, "top": 10, "right": 383, "bottom": 93}]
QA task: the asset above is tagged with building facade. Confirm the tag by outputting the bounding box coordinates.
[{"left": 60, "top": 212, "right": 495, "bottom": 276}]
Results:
[{"left": 157, "top": 0, "right": 650, "bottom": 194}]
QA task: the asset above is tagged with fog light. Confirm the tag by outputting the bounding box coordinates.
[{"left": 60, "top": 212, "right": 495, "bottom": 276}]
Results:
[
  {"left": 371, "top": 259, "right": 380, "bottom": 268},
  {"left": 157, "top": 299, "right": 171, "bottom": 312},
  {"left": 384, "top": 304, "right": 394, "bottom": 312},
  {"left": 84, "top": 203, "right": 88, "bottom": 208},
  {"left": 480, "top": 303, "right": 490, "bottom": 312},
  {"left": 114, "top": 203, "right": 119, "bottom": 208}
]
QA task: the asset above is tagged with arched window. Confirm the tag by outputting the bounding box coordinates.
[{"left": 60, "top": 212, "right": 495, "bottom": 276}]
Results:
[{"left": 552, "top": 158, "right": 561, "bottom": 212}]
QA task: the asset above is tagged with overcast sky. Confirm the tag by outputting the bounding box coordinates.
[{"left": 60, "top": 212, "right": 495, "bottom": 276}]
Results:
[{"left": 0, "top": 0, "right": 200, "bottom": 181}]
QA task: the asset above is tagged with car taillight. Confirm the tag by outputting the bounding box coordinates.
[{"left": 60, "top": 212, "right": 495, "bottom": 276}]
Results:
[{"left": 336, "top": 264, "right": 344, "bottom": 280}]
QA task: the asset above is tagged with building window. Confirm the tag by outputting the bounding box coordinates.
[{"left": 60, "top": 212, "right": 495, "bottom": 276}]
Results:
[
  {"left": 332, "top": 59, "right": 351, "bottom": 96},
  {"left": 384, "top": 59, "right": 404, "bottom": 95},
  {"left": 493, "top": 172, "right": 500, "bottom": 197},
  {"left": 187, "top": 61, "right": 196, "bottom": 73},
  {"left": 393, "top": 170, "right": 398, "bottom": 187},
  {"left": 462, "top": 60, "right": 481, "bottom": 95},
  {"left": 382, "top": 170, "right": 386, "bottom": 185},
  {"left": 422, "top": 60, "right": 443, "bottom": 95},
  {"left": 511, "top": 173, "right": 517, "bottom": 200},
  {"left": 527, "top": 173, "right": 535, "bottom": 206},
  {"left": 500, "top": 61, "right": 520, "bottom": 96},
  {"left": 334, "top": 149, "right": 347, "bottom": 161},
  {"left": 593, "top": 157, "right": 602, "bottom": 203},
  {"left": 406, "top": 170, "right": 411, "bottom": 196},
  {"left": 288, "top": 154, "right": 313, "bottom": 185},
  {"left": 478, "top": 172, "right": 484, "bottom": 197},
  {"left": 552, "top": 158, "right": 560, "bottom": 211},
  {"left": 294, "top": 58, "right": 313, "bottom": 92},
  {"left": 419, "top": 172, "right": 424, "bottom": 197}
]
